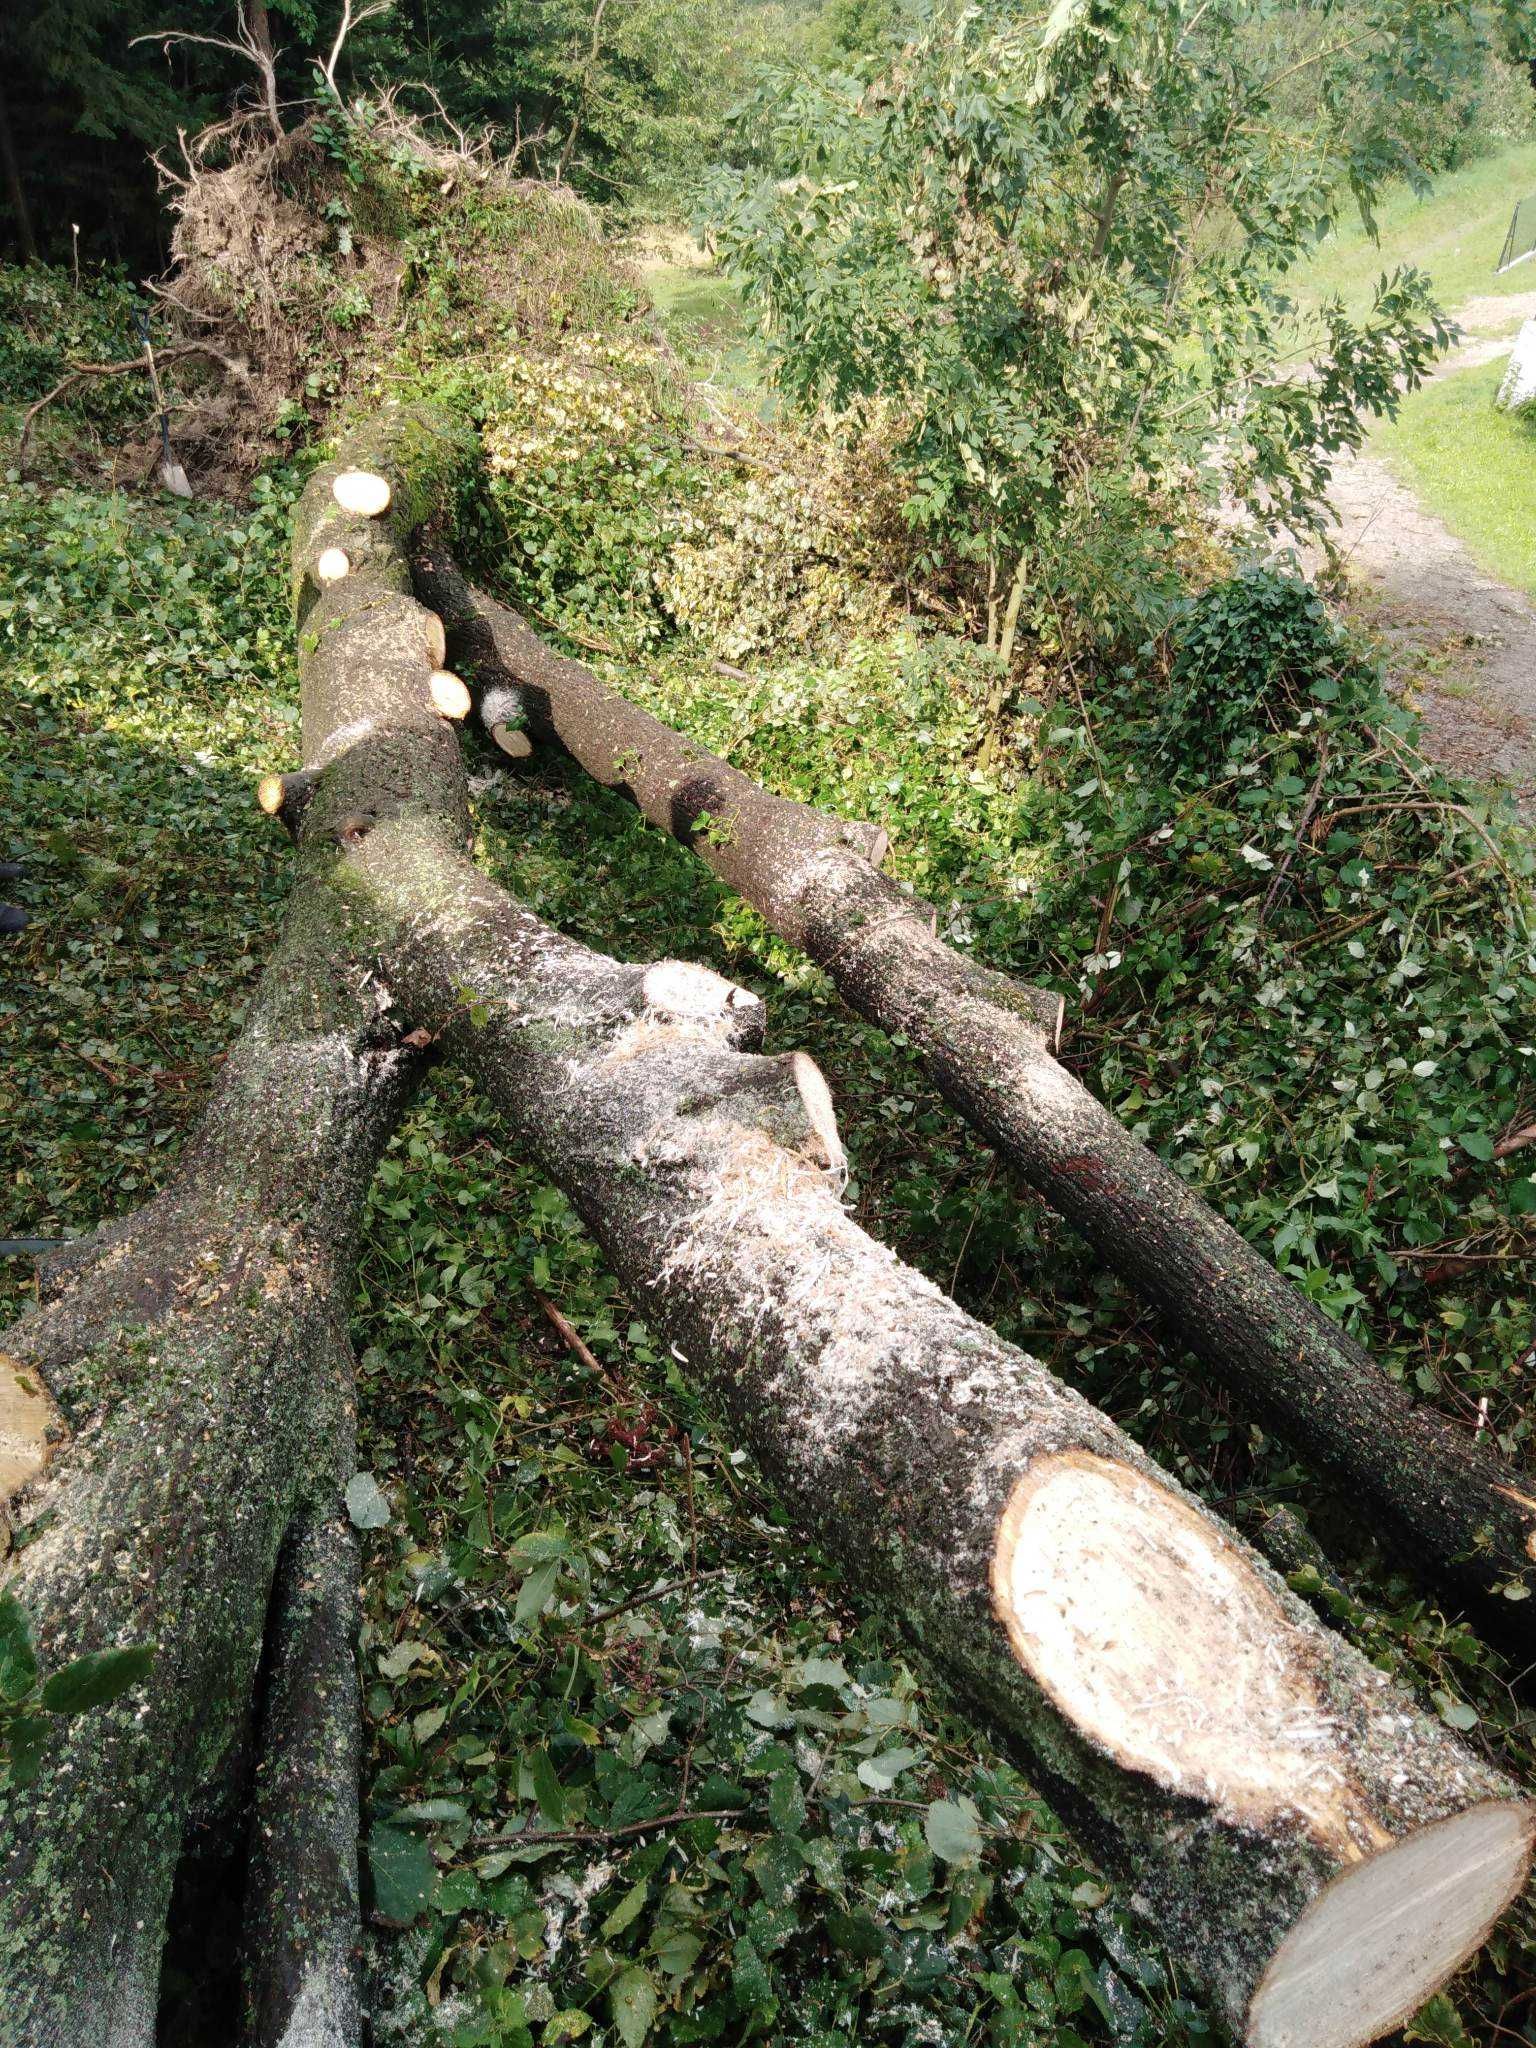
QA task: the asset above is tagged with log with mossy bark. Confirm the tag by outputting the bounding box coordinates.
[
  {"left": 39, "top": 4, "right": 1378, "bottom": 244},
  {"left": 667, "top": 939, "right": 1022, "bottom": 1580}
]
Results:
[
  {"left": 411, "top": 556, "right": 1536, "bottom": 1620},
  {"left": 337, "top": 810, "right": 1532, "bottom": 2048},
  {"left": 0, "top": 405, "right": 472, "bottom": 2047}
]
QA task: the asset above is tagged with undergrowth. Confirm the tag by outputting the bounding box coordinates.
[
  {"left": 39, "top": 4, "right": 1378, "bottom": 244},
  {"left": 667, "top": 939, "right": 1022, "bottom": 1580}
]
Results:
[{"left": 2, "top": 179, "right": 1535, "bottom": 2048}]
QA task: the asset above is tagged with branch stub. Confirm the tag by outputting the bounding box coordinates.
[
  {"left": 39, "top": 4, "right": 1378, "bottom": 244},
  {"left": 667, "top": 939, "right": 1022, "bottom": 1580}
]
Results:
[
  {"left": 331, "top": 470, "right": 392, "bottom": 518},
  {"left": 429, "top": 670, "right": 472, "bottom": 721}
]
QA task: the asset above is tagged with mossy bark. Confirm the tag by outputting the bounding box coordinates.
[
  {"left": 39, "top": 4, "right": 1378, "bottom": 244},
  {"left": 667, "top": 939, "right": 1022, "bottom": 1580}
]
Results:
[
  {"left": 349, "top": 822, "right": 1532, "bottom": 2048},
  {"left": 0, "top": 405, "right": 470, "bottom": 2047},
  {"left": 415, "top": 560, "right": 1536, "bottom": 1619}
]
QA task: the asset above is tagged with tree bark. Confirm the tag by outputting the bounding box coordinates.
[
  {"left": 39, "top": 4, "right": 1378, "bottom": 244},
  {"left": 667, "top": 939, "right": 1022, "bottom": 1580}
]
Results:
[
  {"left": 412, "top": 558, "right": 1536, "bottom": 1620},
  {"left": 0, "top": 406, "right": 471, "bottom": 2046},
  {"left": 343, "top": 813, "right": 1534, "bottom": 2048},
  {"left": 243, "top": 1507, "right": 364, "bottom": 2047}
]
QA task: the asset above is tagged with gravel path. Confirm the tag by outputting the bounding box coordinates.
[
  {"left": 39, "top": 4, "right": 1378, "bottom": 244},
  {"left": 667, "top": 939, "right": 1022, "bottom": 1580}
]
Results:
[{"left": 1317, "top": 292, "right": 1536, "bottom": 799}]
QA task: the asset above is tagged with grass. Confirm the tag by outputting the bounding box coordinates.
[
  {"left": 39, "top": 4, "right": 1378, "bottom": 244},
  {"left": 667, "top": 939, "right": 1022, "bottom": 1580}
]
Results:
[
  {"left": 1371, "top": 356, "right": 1536, "bottom": 597},
  {"left": 1290, "top": 138, "right": 1536, "bottom": 326},
  {"left": 633, "top": 237, "right": 767, "bottom": 396}
]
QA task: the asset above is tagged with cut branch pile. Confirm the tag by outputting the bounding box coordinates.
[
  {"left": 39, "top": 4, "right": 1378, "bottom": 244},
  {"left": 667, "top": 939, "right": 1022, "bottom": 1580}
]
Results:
[{"left": 1, "top": 410, "right": 1530, "bottom": 2048}]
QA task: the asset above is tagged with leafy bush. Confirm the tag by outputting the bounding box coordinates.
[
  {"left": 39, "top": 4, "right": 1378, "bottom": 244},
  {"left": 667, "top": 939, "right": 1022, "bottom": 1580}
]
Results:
[
  {"left": 1158, "top": 568, "right": 1371, "bottom": 768},
  {"left": 0, "top": 266, "right": 149, "bottom": 449},
  {"left": 481, "top": 335, "right": 703, "bottom": 639},
  {"left": 660, "top": 436, "right": 905, "bottom": 661},
  {"left": 709, "top": 0, "right": 1493, "bottom": 651}
]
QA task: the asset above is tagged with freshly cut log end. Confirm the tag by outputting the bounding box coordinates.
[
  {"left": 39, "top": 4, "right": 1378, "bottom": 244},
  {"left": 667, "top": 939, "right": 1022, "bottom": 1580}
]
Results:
[
  {"left": 331, "top": 470, "right": 392, "bottom": 518},
  {"left": 642, "top": 960, "right": 762, "bottom": 1023},
  {"left": 1246, "top": 1802, "right": 1535, "bottom": 2048},
  {"left": 0, "top": 1351, "right": 61, "bottom": 1504},
  {"left": 490, "top": 721, "right": 534, "bottom": 760},
  {"left": 315, "top": 547, "right": 351, "bottom": 586},
  {"left": 789, "top": 1050, "right": 844, "bottom": 1178},
  {"left": 993, "top": 1451, "right": 1535, "bottom": 2044},
  {"left": 423, "top": 610, "right": 447, "bottom": 668},
  {"left": 429, "top": 670, "right": 472, "bottom": 721},
  {"left": 481, "top": 680, "right": 533, "bottom": 759},
  {"left": 992, "top": 1449, "right": 1371, "bottom": 1848},
  {"left": 841, "top": 820, "right": 890, "bottom": 868},
  {"left": 256, "top": 770, "right": 320, "bottom": 835}
]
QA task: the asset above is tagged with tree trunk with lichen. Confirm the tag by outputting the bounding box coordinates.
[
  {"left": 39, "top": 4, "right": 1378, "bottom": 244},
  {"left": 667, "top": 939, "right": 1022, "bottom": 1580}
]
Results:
[
  {"left": 413, "top": 558, "right": 1536, "bottom": 1620},
  {"left": 343, "top": 815, "right": 1532, "bottom": 2048},
  {"left": 0, "top": 405, "right": 471, "bottom": 2047}
]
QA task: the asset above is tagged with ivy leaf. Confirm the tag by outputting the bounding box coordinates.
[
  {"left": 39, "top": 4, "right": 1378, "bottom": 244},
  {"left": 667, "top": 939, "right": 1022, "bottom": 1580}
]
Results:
[
  {"left": 768, "top": 1769, "right": 806, "bottom": 1834},
  {"left": 609, "top": 1965, "right": 658, "bottom": 2048},
  {"left": 856, "top": 1744, "right": 922, "bottom": 1790},
  {"left": 544, "top": 2016, "right": 592, "bottom": 2044},
  {"left": 368, "top": 1820, "right": 437, "bottom": 1925},
  {"left": 4, "top": 1712, "right": 49, "bottom": 1787},
  {"left": 827, "top": 1908, "right": 885, "bottom": 1960},
  {"left": 40, "top": 1644, "right": 154, "bottom": 1715},
  {"left": 601, "top": 1875, "right": 649, "bottom": 1938},
  {"left": 345, "top": 1471, "right": 390, "bottom": 1529},
  {"left": 923, "top": 1796, "right": 982, "bottom": 1864},
  {"left": 1431, "top": 1691, "right": 1479, "bottom": 1732},
  {"left": 526, "top": 1746, "right": 566, "bottom": 1825},
  {"left": 0, "top": 1591, "right": 37, "bottom": 1701},
  {"left": 516, "top": 1556, "right": 561, "bottom": 1625}
]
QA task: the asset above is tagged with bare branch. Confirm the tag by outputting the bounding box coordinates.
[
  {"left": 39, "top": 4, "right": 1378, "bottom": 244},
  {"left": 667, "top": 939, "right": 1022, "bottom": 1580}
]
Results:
[
  {"left": 132, "top": 0, "right": 283, "bottom": 141},
  {"left": 320, "top": 0, "right": 394, "bottom": 98}
]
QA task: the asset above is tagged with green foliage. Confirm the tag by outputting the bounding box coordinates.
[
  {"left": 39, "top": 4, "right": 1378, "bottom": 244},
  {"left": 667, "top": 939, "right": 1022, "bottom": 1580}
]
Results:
[
  {"left": 1159, "top": 568, "right": 1369, "bottom": 767},
  {"left": 708, "top": 0, "right": 1509, "bottom": 647},
  {"left": 479, "top": 334, "right": 704, "bottom": 639},
  {"left": 0, "top": 1590, "right": 155, "bottom": 1789},
  {"left": 0, "top": 267, "right": 140, "bottom": 410}
]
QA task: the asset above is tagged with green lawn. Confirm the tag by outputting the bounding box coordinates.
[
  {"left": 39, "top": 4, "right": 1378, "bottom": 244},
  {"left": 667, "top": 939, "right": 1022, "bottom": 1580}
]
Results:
[
  {"left": 1291, "top": 139, "right": 1536, "bottom": 324},
  {"left": 1371, "top": 355, "right": 1536, "bottom": 596},
  {"left": 643, "top": 255, "right": 768, "bottom": 394}
]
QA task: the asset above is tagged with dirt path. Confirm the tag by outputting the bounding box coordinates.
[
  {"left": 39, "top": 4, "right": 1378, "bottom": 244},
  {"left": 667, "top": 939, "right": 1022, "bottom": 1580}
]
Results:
[{"left": 1319, "top": 293, "right": 1536, "bottom": 798}]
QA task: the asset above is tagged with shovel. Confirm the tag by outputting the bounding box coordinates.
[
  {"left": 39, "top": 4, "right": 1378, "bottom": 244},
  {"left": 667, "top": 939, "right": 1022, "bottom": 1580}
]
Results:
[{"left": 134, "top": 307, "right": 193, "bottom": 499}]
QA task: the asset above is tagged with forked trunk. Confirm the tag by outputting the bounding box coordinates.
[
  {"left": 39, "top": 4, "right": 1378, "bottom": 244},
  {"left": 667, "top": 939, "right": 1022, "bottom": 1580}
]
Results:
[{"left": 342, "top": 816, "right": 1533, "bottom": 2048}]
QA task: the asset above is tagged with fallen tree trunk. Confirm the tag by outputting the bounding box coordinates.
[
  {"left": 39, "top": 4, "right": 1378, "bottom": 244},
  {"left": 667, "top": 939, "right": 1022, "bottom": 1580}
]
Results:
[
  {"left": 0, "top": 405, "right": 471, "bottom": 2046},
  {"left": 344, "top": 814, "right": 1533, "bottom": 2048},
  {"left": 412, "top": 557, "right": 1536, "bottom": 1618}
]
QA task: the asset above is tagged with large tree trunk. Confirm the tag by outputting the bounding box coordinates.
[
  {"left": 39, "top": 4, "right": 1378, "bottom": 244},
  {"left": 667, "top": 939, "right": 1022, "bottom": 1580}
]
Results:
[
  {"left": 0, "top": 406, "right": 471, "bottom": 2046},
  {"left": 343, "top": 815, "right": 1533, "bottom": 2048},
  {"left": 412, "top": 559, "right": 1536, "bottom": 1619}
]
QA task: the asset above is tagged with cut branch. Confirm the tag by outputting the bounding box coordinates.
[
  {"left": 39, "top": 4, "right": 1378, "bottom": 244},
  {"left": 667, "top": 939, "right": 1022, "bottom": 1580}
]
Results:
[
  {"left": 17, "top": 344, "right": 247, "bottom": 475},
  {"left": 414, "top": 558, "right": 1536, "bottom": 1618}
]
